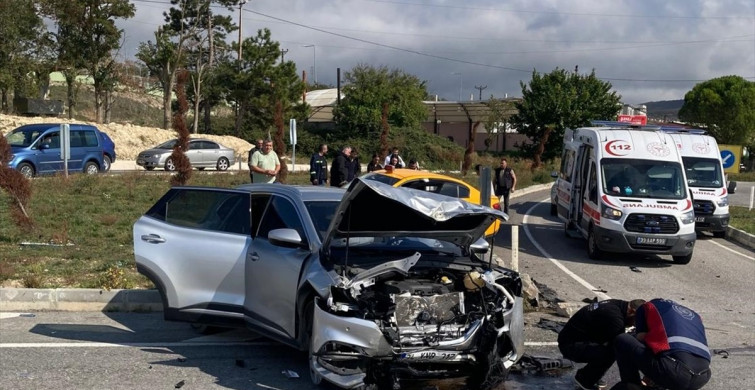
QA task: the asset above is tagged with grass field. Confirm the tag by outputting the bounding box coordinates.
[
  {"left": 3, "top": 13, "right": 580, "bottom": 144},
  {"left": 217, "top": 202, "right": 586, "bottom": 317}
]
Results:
[
  {"left": 0, "top": 160, "right": 556, "bottom": 290},
  {"left": 730, "top": 206, "right": 755, "bottom": 234}
]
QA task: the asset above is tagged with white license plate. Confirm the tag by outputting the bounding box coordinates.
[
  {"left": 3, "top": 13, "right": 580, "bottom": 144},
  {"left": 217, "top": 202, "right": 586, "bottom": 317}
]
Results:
[
  {"left": 695, "top": 216, "right": 705, "bottom": 222},
  {"left": 636, "top": 236, "right": 667, "bottom": 245},
  {"left": 400, "top": 351, "right": 459, "bottom": 361}
]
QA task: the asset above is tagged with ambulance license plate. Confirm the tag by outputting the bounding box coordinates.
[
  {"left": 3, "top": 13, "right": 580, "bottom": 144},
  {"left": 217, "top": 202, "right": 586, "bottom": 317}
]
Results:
[
  {"left": 695, "top": 216, "right": 705, "bottom": 222},
  {"left": 636, "top": 236, "right": 666, "bottom": 245}
]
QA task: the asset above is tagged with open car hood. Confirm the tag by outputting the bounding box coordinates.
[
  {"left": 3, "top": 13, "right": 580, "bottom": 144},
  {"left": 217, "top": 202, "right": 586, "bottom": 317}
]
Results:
[{"left": 322, "top": 178, "right": 508, "bottom": 253}]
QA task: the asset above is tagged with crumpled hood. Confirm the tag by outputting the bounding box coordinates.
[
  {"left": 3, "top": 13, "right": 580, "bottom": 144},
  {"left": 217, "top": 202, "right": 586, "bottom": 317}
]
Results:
[{"left": 322, "top": 178, "right": 508, "bottom": 252}]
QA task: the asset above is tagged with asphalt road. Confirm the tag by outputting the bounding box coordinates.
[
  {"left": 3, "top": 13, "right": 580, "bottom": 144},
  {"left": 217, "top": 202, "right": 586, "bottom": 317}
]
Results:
[{"left": 1, "top": 188, "right": 753, "bottom": 390}]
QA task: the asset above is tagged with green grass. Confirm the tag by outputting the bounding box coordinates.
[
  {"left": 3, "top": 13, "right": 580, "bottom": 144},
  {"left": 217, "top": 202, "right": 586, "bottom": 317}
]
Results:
[
  {"left": 729, "top": 206, "right": 755, "bottom": 234},
  {"left": 729, "top": 171, "right": 755, "bottom": 182},
  {"left": 0, "top": 163, "right": 558, "bottom": 289}
]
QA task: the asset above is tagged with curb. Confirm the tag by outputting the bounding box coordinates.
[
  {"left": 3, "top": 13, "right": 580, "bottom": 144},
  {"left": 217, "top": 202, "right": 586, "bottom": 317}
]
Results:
[
  {"left": 725, "top": 226, "right": 755, "bottom": 252},
  {"left": 0, "top": 288, "right": 162, "bottom": 312}
]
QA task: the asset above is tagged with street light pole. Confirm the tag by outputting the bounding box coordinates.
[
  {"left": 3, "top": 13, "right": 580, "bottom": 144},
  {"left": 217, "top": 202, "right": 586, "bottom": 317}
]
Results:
[
  {"left": 303, "top": 44, "right": 316, "bottom": 84},
  {"left": 452, "top": 72, "right": 463, "bottom": 101},
  {"left": 238, "top": 0, "right": 248, "bottom": 66}
]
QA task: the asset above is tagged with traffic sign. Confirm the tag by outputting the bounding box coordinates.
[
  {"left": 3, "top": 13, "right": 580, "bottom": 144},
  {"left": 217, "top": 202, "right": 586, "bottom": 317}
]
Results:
[
  {"left": 719, "top": 144, "right": 743, "bottom": 174},
  {"left": 721, "top": 150, "right": 735, "bottom": 169}
]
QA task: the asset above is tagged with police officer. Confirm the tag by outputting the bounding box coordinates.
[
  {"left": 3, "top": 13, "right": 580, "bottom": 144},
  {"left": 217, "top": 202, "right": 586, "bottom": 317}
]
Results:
[
  {"left": 612, "top": 299, "right": 711, "bottom": 390},
  {"left": 558, "top": 299, "right": 646, "bottom": 390},
  {"left": 309, "top": 144, "right": 328, "bottom": 185}
]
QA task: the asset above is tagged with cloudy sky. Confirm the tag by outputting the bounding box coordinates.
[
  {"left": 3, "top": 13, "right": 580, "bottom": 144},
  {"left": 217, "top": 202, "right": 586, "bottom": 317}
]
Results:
[{"left": 120, "top": 0, "right": 755, "bottom": 105}]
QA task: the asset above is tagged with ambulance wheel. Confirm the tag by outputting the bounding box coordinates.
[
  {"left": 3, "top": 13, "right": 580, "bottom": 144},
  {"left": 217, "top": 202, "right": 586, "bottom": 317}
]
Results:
[
  {"left": 550, "top": 203, "right": 557, "bottom": 216},
  {"left": 672, "top": 254, "right": 692, "bottom": 264},
  {"left": 587, "top": 226, "right": 603, "bottom": 260}
]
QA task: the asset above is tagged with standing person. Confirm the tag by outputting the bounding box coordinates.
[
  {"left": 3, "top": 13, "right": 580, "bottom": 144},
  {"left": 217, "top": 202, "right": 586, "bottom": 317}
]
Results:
[
  {"left": 383, "top": 147, "right": 405, "bottom": 167},
  {"left": 367, "top": 154, "right": 383, "bottom": 172},
  {"left": 346, "top": 148, "right": 361, "bottom": 182},
  {"left": 309, "top": 144, "right": 328, "bottom": 185},
  {"left": 493, "top": 158, "right": 517, "bottom": 213},
  {"left": 330, "top": 146, "right": 351, "bottom": 187},
  {"left": 612, "top": 299, "right": 711, "bottom": 390},
  {"left": 249, "top": 139, "right": 280, "bottom": 184},
  {"left": 247, "top": 139, "right": 264, "bottom": 183},
  {"left": 558, "top": 299, "right": 646, "bottom": 390}
]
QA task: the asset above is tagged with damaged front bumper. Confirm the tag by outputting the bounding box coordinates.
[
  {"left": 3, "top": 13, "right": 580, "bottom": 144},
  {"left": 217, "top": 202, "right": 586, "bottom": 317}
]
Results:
[{"left": 310, "top": 296, "right": 525, "bottom": 389}]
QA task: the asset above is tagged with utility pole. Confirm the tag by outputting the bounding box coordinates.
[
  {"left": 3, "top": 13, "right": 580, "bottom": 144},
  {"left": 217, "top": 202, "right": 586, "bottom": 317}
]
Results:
[
  {"left": 238, "top": 0, "right": 248, "bottom": 67},
  {"left": 280, "top": 48, "right": 288, "bottom": 62},
  {"left": 474, "top": 85, "right": 487, "bottom": 101}
]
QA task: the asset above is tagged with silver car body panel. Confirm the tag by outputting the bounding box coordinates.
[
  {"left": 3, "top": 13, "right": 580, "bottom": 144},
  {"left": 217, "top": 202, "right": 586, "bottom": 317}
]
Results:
[{"left": 136, "top": 138, "right": 236, "bottom": 170}]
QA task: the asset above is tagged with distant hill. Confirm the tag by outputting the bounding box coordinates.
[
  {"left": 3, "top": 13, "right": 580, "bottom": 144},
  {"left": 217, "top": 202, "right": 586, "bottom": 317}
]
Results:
[{"left": 642, "top": 99, "right": 684, "bottom": 121}]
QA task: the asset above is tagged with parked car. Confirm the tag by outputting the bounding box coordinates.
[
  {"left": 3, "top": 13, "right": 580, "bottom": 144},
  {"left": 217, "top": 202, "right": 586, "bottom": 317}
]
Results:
[
  {"left": 4, "top": 123, "right": 105, "bottom": 178},
  {"left": 134, "top": 178, "right": 522, "bottom": 390},
  {"left": 136, "top": 138, "right": 235, "bottom": 171},
  {"left": 360, "top": 167, "right": 503, "bottom": 236},
  {"left": 99, "top": 131, "right": 116, "bottom": 172}
]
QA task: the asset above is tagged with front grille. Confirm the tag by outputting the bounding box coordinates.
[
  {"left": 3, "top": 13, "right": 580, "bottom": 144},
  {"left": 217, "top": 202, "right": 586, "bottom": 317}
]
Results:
[
  {"left": 693, "top": 200, "right": 715, "bottom": 215},
  {"left": 624, "top": 214, "right": 679, "bottom": 234}
]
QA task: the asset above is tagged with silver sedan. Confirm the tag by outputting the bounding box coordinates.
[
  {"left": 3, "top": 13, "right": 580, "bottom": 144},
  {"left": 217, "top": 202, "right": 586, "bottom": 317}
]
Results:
[
  {"left": 136, "top": 138, "right": 235, "bottom": 171},
  {"left": 133, "top": 179, "right": 522, "bottom": 390}
]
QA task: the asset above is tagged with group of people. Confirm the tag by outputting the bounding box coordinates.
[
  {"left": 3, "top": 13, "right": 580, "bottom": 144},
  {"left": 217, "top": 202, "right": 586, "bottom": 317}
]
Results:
[
  {"left": 309, "top": 145, "right": 420, "bottom": 187},
  {"left": 559, "top": 298, "right": 711, "bottom": 390}
]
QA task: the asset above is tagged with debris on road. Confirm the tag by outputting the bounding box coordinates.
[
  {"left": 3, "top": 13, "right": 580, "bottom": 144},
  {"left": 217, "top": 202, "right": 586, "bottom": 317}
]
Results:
[
  {"left": 281, "top": 369, "right": 299, "bottom": 378},
  {"left": 512, "top": 354, "right": 574, "bottom": 375},
  {"left": 592, "top": 288, "right": 608, "bottom": 293},
  {"left": 535, "top": 317, "right": 565, "bottom": 333},
  {"left": 555, "top": 302, "right": 585, "bottom": 318},
  {"left": 713, "top": 349, "right": 729, "bottom": 359},
  {"left": 630, "top": 266, "right": 642, "bottom": 273},
  {"left": 174, "top": 380, "right": 185, "bottom": 388},
  {"left": 177, "top": 357, "right": 187, "bottom": 362}
]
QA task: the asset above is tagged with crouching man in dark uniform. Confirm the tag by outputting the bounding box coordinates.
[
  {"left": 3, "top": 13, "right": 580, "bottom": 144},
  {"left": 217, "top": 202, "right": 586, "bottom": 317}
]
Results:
[
  {"left": 611, "top": 298, "right": 711, "bottom": 390},
  {"left": 559, "top": 299, "right": 646, "bottom": 390}
]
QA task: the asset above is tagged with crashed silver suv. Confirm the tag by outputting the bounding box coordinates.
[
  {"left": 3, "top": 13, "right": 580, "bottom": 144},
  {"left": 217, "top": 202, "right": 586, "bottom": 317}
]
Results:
[{"left": 134, "top": 178, "right": 523, "bottom": 389}]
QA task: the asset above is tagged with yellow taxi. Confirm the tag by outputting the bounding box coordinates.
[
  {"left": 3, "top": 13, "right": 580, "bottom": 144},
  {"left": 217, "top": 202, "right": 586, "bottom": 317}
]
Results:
[{"left": 361, "top": 167, "right": 502, "bottom": 237}]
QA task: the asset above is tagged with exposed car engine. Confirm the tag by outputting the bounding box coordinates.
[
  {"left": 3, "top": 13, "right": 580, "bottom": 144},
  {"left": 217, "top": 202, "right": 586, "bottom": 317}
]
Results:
[{"left": 319, "top": 254, "right": 522, "bottom": 389}]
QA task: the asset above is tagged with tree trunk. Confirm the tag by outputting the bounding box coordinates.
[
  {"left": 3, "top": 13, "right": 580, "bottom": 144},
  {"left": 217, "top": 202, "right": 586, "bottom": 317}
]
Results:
[
  {"left": 533, "top": 126, "right": 552, "bottom": 169},
  {"left": 274, "top": 100, "right": 288, "bottom": 183},
  {"left": 1, "top": 88, "right": 8, "bottom": 113},
  {"left": 104, "top": 90, "right": 113, "bottom": 123},
  {"left": 94, "top": 86, "right": 103, "bottom": 123},
  {"left": 65, "top": 72, "right": 76, "bottom": 119},
  {"left": 162, "top": 74, "right": 173, "bottom": 130},
  {"left": 235, "top": 101, "right": 246, "bottom": 136},
  {"left": 203, "top": 100, "right": 211, "bottom": 133},
  {"left": 192, "top": 72, "right": 201, "bottom": 134}
]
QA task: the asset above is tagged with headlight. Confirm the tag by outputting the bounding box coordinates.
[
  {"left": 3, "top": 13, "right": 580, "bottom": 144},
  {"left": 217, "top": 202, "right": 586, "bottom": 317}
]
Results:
[
  {"left": 681, "top": 210, "right": 695, "bottom": 224},
  {"left": 717, "top": 196, "right": 729, "bottom": 207},
  {"left": 601, "top": 203, "right": 623, "bottom": 220}
]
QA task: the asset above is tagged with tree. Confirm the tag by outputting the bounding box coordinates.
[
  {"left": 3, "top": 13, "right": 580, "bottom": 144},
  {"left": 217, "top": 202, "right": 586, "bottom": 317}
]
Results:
[
  {"left": 217, "top": 28, "right": 306, "bottom": 140},
  {"left": 333, "top": 65, "right": 428, "bottom": 157},
  {"left": 0, "top": 0, "right": 46, "bottom": 112},
  {"left": 44, "top": 0, "right": 135, "bottom": 123},
  {"left": 137, "top": 28, "right": 183, "bottom": 129},
  {"left": 678, "top": 76, "right": 755, "bottom": 146},
  {"left": 510, "top": 68, "right": 621, "bottom": 168},
  {"left": 483, "top": 97, "right": 516, "bottom": 153}
]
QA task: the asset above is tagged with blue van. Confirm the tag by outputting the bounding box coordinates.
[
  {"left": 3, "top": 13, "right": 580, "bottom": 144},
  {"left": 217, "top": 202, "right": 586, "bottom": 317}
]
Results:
[{"left": 5, "top": 123, "right": 106, "bottom": 178}]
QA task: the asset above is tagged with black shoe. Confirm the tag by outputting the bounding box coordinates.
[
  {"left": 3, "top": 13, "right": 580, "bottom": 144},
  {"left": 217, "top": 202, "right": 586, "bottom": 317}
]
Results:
[{"left": 574, "top": 376, "right": 601, "bottom": 390}]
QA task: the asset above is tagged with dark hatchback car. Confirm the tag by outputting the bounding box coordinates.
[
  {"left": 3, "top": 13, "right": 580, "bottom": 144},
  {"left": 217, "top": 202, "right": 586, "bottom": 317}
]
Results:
[{"left": 134, "top": 179, "right": 523, "bottom": 390}]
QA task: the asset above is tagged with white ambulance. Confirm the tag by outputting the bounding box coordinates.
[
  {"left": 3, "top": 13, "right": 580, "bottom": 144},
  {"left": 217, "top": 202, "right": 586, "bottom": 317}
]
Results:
[
  {"left": 667, "top": 130, "right": 729, "bottom": 237},
  {"left": 553, "top": 124, "right": 696, "bottom": 264}
]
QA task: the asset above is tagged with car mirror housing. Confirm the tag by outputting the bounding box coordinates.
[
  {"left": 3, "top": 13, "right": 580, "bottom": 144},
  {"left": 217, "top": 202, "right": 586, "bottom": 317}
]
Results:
[
  {"left": 470, "top": 237, "right": 490, "bottom": 254},
  {"left": 268, "top": 228, "right": 304, "bottom": 248}
]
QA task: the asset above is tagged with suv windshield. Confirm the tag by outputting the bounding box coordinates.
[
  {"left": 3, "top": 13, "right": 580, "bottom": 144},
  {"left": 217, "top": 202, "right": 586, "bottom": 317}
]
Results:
[
  {"left": 304, "top": 200, "right": 340, "bottom": 240},
  {"left": 6, "top": 128, "right": 44, "bottom": 147},
  {"left": 602, "top": 158, "right": 686, "bottom": 199},
  {"left": 682, "top": 157, "right": 724, "bottom": 189}
]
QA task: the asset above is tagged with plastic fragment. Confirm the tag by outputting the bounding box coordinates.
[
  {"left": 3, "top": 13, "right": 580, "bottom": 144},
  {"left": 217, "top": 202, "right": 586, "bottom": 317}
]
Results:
[
  {"left": 174, "top": 380, "right": 185, "bottom": 388},
  {"left": 281, "top": 369, "right": 299, "bottom": 378}
]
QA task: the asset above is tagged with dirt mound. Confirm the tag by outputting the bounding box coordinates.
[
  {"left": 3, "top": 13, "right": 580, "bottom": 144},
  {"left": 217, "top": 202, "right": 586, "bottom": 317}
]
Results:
[{"left": 0, "top": 114, "right": 254, "bottom": 161}]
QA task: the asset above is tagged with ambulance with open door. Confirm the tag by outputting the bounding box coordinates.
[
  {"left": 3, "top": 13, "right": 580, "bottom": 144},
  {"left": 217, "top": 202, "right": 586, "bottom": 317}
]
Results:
[
  {"left": 667, "top": 130, "right": 729, "bottom": 238},
  {"left": 553, "top": 125, "right": 697, "bottom": 264}
]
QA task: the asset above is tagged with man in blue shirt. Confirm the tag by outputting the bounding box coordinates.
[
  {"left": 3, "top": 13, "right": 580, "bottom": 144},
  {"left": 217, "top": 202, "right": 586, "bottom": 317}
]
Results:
[{"left": 612, "top": 298, "right": 711, "bottom": 390}]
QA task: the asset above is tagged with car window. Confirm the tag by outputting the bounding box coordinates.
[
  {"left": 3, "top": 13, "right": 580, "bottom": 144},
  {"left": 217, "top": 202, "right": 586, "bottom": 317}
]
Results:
[
  {"left": 40, "top": 132, "right": 61, "bottom": 149},
  {"left": 402, "top": 179, "right": 470, "bottom": 199},
  {"left": 304, "top": 201, "right": 340, "bottom": 240},
  {"left": 146, "top": 189, "right": 250, "bottom": 234},
  {"left": 250, "top": 194, "right": 271, "bottom": 238},
  {"left": 362, "top": 173, "right": 400, "bottom": 186},
  {"left": 257, "top": 196, "right": 308, "bottom": 246},
  {"left": 439, "top": 182, "right": 469, "bottom": 198},
  {"left": 189, "top": 140, "right": 201, "bottom": 150},
  {"left": 204, "top": 141, "right": 219, "bottom": 150}
]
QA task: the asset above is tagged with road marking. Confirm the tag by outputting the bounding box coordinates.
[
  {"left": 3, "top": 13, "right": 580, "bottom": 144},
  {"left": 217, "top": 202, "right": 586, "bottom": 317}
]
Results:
[
  {"left": 706, "top": 239, "right": 755, "bottom": 262},
  {"left": 522, "top": 198, "right": 611, "bottom": 301},
  {"left": 0, "top": 341, "right": 558, "bottom": 348}
]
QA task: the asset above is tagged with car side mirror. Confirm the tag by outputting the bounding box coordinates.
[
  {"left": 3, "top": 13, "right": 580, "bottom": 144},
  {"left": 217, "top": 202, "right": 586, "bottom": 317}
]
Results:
[
  {"left": 470, "top": 237, "right": 490, "bottom": 254},
  {"left": 268, "top": 228, "right": 305, "bottom": 249},
  {"left": 550, "top": 170, "right": 558, "bottom": 178}
]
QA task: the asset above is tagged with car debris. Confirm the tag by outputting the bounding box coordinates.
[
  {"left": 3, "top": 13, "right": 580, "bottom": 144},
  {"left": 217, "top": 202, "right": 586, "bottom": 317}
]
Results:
[
  {"left": 174, "top": 380, "right": 185, "bottom": 388},
  {"left": 281, "top": 369, "right": 300, "bottom": 378},
  {"left": 512, "top": 354, "right": 574, "bottom": 374},
  {"left": 630, "top": 266, "right": 642, "bottom": 273},
  {"left": 535, "top": 318, "right": 566, "bottom": 333}
]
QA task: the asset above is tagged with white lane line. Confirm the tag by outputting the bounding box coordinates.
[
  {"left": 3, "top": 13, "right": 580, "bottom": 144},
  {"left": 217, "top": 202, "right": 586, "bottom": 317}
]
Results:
[
  {"left": 0, "top": 341, "right": 559, "bottom": 348},
  {"left": 706, "top": 239, "right": 755, "bottom": 262},
  {"left": 522, "top": 198, "right": 612, "bottom": 301}
]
